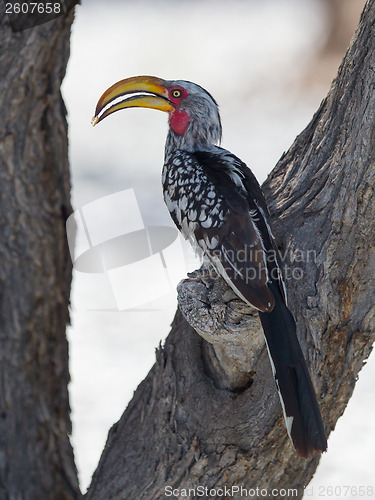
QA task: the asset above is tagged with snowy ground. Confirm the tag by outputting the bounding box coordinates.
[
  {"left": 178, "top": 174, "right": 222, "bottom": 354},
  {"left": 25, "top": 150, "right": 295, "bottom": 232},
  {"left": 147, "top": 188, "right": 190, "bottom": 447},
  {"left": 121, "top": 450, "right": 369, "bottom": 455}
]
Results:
[{"left": 62, "top": 0, "right": 375, "bottom": 494}]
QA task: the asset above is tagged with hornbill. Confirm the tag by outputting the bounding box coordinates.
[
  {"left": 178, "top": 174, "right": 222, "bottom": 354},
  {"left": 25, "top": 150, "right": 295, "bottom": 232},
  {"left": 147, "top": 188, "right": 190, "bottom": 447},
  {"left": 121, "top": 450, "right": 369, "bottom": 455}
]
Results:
[{"left": 92, "top": 76, "right": 327, "bottom": 458}]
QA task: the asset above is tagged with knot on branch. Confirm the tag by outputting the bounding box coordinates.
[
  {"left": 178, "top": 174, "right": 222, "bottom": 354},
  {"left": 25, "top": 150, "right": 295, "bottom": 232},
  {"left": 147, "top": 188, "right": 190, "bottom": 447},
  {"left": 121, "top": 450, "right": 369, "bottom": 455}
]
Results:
[{"left": 177, "top": 266, "right": 265, "bottom": 390}]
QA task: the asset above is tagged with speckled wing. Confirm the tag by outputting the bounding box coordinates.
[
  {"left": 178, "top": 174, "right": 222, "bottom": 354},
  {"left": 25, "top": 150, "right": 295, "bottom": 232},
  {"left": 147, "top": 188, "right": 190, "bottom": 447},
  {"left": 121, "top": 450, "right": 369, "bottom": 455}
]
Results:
[{"left": 162, "top": 149, "right": 278, "bottom": 312}]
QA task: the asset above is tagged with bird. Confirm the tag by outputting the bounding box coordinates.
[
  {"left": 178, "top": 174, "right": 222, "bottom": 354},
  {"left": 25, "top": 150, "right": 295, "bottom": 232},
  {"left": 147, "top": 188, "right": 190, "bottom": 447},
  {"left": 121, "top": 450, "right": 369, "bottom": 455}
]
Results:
[{"left": 92, "top": 75, "right": 327, "bottom": 458}]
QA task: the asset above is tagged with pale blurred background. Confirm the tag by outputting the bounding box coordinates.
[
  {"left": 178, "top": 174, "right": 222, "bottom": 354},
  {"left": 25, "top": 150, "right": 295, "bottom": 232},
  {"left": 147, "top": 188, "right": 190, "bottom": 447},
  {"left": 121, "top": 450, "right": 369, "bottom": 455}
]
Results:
[{"left": 62, "top": 0, "right": 375, "bottom": 494}]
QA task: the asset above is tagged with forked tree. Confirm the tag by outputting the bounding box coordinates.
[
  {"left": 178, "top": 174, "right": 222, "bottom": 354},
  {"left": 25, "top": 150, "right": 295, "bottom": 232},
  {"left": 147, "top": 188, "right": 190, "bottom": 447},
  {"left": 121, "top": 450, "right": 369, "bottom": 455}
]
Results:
[{"left": 0, "top": 1, "right": 374, "bottom": 499}]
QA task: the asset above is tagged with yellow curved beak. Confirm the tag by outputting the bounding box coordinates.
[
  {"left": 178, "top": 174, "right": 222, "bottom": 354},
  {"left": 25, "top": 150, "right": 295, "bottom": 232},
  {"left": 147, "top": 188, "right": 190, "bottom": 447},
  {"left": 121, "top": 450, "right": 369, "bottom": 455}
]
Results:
[{"left": 92, "top": 75, "right": 175, "bottom": 126}]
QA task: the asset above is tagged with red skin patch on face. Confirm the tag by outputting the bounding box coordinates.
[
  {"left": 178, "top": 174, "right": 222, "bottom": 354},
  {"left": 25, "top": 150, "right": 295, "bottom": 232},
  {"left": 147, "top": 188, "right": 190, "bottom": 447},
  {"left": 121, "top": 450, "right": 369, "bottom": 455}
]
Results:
[{"left": 169, "top": 109, "right": 190, "bottom": 135}]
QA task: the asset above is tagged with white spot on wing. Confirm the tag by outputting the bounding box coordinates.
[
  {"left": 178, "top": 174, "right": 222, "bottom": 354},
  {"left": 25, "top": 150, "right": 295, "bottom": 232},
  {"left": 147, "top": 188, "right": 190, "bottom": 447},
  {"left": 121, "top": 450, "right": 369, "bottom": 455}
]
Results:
[
  {"left": 188, "top": 209, "right": 197, "bottom": 221},
  {"left": 180, "top": 196, "right": 188, "bottom": 211},
  {"left": 199, "top": 210, "right": 206, "bottom": 222},
  {"left": 204, "top": 235, "right": 219, "bottom": 250},
  {"left": 201, "top": 217, "right": 212, "bottom": 228}
]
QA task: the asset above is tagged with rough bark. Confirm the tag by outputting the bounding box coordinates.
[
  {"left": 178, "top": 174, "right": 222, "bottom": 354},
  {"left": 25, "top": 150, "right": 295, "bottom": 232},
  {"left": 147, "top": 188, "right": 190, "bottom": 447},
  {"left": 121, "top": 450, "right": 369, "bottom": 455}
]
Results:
[
  {"left": 85, "top": 1, "right": 375, "bottom": 499},
  {"left": 0, "top": 4, "right": 80, "bottom": 500}
]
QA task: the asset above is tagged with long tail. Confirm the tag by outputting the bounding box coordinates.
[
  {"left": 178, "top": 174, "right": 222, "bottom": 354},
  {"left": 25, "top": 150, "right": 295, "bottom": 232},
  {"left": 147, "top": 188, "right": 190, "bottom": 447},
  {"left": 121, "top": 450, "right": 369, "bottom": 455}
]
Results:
[{"left": 258, "top": 282, "right": 327, "bottom": 458}]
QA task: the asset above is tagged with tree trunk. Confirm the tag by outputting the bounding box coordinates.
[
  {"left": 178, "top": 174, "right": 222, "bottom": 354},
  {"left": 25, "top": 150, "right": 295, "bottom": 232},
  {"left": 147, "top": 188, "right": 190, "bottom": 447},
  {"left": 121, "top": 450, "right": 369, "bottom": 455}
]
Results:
[
  {"left": 85, "top": 1, "right": 375, "bottom": 499},
  {"left": 0, "top": 4, "right": 80, "bottom": 500}
]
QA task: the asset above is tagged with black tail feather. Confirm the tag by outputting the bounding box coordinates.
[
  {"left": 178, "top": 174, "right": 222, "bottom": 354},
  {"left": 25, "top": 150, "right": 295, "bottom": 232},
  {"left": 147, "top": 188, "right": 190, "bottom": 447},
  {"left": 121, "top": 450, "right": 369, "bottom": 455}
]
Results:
[{"left": 259, "top": 282, "right": 327, "bottom": 458}]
